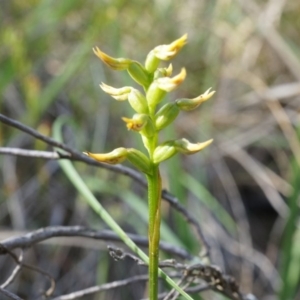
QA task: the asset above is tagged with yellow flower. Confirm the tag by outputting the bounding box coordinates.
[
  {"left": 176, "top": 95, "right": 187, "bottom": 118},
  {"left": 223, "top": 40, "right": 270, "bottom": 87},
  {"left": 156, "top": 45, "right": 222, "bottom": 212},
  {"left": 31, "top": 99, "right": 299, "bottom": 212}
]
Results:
[
  {"left": 122, "top": 115, "right": 147, "bottom": 131},
  {"left": 153, "top": 34, "right": 188, "bottom": 60},
  {"left": 122, "top": 114, "right": 155, "bottom": 137},
  {"left": 156, "top": 68, "right": 186, "bottom": 92},
  {"left": 145, "top": 34, "right": 187, "bottom": 73}
]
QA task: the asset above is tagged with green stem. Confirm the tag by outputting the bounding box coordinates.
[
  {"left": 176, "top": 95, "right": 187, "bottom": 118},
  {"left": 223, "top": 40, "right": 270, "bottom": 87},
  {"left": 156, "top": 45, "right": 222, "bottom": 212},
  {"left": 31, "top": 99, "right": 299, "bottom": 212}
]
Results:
[{"left": 147, "top": 164, "right": 161, "bottom": 300}]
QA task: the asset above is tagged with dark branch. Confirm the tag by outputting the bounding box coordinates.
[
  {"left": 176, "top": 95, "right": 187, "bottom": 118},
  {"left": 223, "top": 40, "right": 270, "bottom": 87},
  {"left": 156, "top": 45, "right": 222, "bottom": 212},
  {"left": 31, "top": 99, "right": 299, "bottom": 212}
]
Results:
[
  {"left": 0, "top": 147, "right": 61, "bottom": 159},
  {"left": 0, "top": 246, "right": 55, "bottom": 297},
  {"left": 50, "top": 275, "right": 149, "bottom": 300},
  {"left": 0, "top": 226, "right": 191, "bottom": 260},
  {"left": 162, "top": 190, "right": 209, "bottom": 257},
  {"left": 1, "top": 251, "right": 23, "bottom": 288},
  {"left": 0, "top": 288, "right": 24, "bottom": 300}
]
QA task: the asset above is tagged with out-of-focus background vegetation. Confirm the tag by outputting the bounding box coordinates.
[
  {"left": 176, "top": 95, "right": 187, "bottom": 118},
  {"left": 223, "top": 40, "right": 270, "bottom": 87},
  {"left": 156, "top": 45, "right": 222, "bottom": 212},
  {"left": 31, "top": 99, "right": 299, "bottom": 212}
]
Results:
[{"left": 0, "top": 0, "right": 300, "bottom": 299}]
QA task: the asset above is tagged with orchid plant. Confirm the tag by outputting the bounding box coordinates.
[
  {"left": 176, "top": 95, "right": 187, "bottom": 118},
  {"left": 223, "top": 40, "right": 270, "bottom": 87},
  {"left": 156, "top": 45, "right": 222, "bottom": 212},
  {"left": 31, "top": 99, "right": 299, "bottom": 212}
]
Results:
[{"left": 84, "top": 34, "right": 214, "bottom": 300}]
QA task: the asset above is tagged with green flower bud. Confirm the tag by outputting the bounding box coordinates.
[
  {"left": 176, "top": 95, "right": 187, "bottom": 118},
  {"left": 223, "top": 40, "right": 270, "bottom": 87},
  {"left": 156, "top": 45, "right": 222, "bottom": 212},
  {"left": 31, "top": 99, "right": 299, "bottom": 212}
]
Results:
[
  {"left": 128, "top": 89, "right": 149, "bottom": 114},
  {"left": 140, "top": 117, "right": 156, "bottom": 138},
  {"left": 176, "top": 88, "right": 215, "bottom": 111},
  {"left": 84, "top": 148, "right": 128, "bottom": 164},
  {"left": 127, "top": 62, "right": 151, "bottom": 88},
  {"left": 174, "top": 138, "right": 213, "bottom": 154},
  {"left": 146, "top": 82, "right": 166, "bottom": 110},
  {"left": 127, "top": 148, "right": 152, "bottom": 175},
  {"left": 145, "top": 50, "right": 160, "bottom": 73},
  {"left": 155, "top": 103, "right": 180, "bottom": 131},
  {"left": 153, "top": 141, "right": 177, "bottom": 164}
]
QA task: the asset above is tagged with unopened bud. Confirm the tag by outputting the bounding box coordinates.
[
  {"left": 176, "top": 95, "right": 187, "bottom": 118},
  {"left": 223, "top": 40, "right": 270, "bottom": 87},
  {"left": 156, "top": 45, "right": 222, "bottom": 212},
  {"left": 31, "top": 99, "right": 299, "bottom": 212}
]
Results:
[
  {"left": 153, "top": 141, "right": 177, "bottom": 164},
  {"left": 127, "top": 62, "right": 151, "bottom": 88},
  {"left": 128, "top": 89, "right": 149, "bottom": 114},
  {"left": 146, "top": 82, "right": 166, "bottom": 110},
  {"left": 127, "top": 148, "right": 152, "bottom": 175},
  {"left": 145, "top": 50, "right": 160, "bottom": 73},
  {"left": 155, "top": 103, "right": 180, "bottom": 131}
]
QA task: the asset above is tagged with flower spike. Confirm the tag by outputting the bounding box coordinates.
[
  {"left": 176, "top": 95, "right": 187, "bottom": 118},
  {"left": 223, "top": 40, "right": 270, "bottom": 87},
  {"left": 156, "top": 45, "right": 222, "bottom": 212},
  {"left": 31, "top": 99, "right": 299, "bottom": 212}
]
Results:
[{"left": 87, "top": 36, "right": 215, "bottom": 300}]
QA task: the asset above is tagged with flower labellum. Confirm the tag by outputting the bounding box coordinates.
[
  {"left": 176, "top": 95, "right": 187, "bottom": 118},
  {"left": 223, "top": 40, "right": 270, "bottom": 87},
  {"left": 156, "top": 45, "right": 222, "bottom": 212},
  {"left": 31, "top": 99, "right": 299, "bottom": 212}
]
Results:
[
  {"left": 145, "top": 34, "right": 187, "bottom": 73},
  {"left": 93, "top": 47, "right": 132, "bottom": 70},
  {"left": 84, "top": 148, "right": 128, "bottom": 164},
  {"left": 122, "top": 114, "right": 148, "bottom": 131},
  {"left": 156, "top": 68, "right": 186, "bottom": 92},
  {"left": 100, "top": 82, "right": 132, "bottom": 101},
  {"left": 176, "top": 88, "right": 215, "bottom": 111},
  {"left": 174, "top": 138, "right": 213, "bottom": 154},
  {"left": 153, "top": 34, "right": 188, "bottom": 60},
  {"left": 154, "top": 64, "right": 173, "bottom": 79}
]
